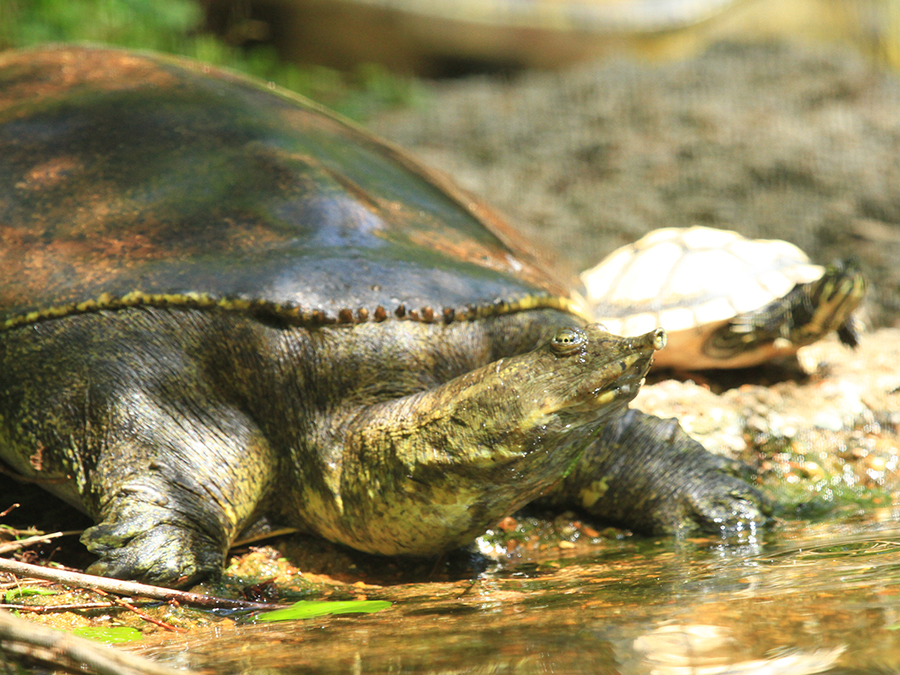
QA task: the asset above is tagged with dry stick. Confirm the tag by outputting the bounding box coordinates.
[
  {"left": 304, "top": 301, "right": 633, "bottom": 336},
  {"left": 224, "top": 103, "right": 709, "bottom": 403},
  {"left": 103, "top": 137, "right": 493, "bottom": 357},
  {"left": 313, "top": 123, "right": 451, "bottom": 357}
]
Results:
[
  {"left": 0, "top": 602, "right": 120, "bottom": 612},
  {"left": 0, "top": 609, "right": 200, "bottom": 675},
  {"left": 0, "top": 531, "right": 64, "bottom": 555},
  {"left": 0, "top": 558, "right": 279, "bottom": 611}
]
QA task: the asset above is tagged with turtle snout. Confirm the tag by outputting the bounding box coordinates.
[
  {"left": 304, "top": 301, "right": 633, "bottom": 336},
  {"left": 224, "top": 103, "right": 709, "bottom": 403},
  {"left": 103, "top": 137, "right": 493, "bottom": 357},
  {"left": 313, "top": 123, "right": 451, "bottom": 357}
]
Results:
[{"left": 630, "top": 328, "right": 666, "bottom": 353}]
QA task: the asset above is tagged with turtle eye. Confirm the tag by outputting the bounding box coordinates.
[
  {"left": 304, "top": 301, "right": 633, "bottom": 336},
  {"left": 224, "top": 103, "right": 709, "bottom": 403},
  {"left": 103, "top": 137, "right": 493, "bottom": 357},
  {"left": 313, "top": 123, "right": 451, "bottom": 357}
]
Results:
[{"left": 550, "top": 327, "right": 585, "bottom": 356}]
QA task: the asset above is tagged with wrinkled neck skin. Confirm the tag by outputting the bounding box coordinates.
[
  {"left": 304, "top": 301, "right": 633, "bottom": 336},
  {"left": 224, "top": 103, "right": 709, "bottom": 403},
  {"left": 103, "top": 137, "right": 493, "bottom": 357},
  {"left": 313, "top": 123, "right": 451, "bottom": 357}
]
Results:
[{"left": 277, "top": 318, "right": 655, "bottom": 556}]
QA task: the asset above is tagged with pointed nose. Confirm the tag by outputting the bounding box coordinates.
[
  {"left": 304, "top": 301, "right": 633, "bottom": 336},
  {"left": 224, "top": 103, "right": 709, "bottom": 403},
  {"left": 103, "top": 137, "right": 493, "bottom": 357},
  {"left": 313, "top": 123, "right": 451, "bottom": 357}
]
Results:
[{"left": 630, "top": 328, "right": 667, "bottom": 352}]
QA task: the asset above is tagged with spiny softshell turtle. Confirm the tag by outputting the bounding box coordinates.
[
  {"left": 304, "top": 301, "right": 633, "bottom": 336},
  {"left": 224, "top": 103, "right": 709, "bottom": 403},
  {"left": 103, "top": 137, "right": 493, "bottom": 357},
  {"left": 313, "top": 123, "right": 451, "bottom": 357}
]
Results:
[{"left": 0, "top": 46, "right": 781, "bottom": 587}]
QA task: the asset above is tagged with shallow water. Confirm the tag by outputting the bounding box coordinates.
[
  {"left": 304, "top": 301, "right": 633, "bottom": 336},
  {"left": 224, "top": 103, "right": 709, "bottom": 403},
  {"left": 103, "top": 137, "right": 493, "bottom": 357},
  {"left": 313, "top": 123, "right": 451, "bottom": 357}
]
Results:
[{"left": 136, "top": 510, "right": 900, "bottom": 674}]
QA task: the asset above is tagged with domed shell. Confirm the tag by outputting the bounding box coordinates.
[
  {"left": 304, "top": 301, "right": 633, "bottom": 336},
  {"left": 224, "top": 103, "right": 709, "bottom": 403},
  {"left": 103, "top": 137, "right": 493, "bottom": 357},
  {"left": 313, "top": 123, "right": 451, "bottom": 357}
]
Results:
[
  {"left": 0, "top": 46, "right": 587, "bottom": 332},
  {"left": 581, "top": 226, "right": 824, "bottom": 363}
]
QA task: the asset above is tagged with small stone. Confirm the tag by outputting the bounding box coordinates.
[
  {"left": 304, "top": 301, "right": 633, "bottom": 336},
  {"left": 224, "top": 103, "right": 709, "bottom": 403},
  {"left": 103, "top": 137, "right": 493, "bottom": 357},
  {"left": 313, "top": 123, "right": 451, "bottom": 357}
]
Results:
[
  {"left": 580, "top": 525, "right": 600, "bottom": 538},
  {"left": 813, "top": 412, "right": 845, "bottom": 432},
  {"left": 496, "top": 516, "right": 518, "bottom": 532},
  {"left": 801, "top": 461, "right": 826, "bottom": 480},
  {"left": 868, "top": 456, "right": 886, "bottom": 472}
]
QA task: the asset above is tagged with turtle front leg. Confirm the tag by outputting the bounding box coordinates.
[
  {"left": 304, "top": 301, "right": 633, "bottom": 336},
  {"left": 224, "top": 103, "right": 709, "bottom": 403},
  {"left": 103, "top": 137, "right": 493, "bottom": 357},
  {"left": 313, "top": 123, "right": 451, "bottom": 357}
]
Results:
[
  {"left": 541, "top": 409, "right": 771, "bottom": 536},
  {"left": 82, "top": 400, "right": 277, "bottom": 588}
]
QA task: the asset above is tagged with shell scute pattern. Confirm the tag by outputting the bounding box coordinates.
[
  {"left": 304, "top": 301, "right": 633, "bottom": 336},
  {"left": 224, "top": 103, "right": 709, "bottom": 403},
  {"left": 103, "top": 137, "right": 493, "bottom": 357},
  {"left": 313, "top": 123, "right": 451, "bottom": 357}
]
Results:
[{"left": 583, "top": 226, "right": 824, "bottom": 337}]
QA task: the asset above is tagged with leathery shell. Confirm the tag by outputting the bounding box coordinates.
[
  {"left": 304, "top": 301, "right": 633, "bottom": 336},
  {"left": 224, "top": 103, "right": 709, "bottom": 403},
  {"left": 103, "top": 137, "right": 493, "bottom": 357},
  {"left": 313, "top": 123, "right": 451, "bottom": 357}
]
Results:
[{"left": 0, "top": 46, "right": 589, "bottom": 331}]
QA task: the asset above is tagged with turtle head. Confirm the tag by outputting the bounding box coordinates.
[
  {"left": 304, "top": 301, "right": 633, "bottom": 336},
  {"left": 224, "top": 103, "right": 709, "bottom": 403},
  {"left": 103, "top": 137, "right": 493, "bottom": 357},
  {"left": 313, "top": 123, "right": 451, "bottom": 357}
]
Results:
[{"left": 535, "top": 323, "right": 666, "bottom": 420}]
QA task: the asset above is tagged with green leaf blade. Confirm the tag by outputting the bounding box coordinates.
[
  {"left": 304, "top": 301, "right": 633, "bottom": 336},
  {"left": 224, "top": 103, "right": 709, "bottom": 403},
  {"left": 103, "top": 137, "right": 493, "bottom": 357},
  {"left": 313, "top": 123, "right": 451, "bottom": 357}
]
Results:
[
  {"left": 72, "top": 626, "right": 144, "bottom": 643},
  {"left": 257, "top": 599, "right": 391, "bottom": 622}
]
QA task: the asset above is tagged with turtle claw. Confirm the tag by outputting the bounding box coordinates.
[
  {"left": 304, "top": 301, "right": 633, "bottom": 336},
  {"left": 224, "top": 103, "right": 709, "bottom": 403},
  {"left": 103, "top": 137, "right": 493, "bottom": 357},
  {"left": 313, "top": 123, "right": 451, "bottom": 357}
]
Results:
[
  {"left": 82, "top": 501, "right": 226, "bottom": 588},
  {"left": 675, "top": 452, "right": 773, "bottom": 534},
  {"left": 678, "top": 478, "right": 772, "bottom": 538}
]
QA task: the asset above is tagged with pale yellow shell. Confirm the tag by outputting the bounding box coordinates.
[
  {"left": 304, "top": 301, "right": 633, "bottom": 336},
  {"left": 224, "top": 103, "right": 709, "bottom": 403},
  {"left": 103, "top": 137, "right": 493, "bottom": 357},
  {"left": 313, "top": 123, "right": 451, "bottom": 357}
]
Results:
[{"left": 580, "top": 227, "right": 824, "bottom": 368}]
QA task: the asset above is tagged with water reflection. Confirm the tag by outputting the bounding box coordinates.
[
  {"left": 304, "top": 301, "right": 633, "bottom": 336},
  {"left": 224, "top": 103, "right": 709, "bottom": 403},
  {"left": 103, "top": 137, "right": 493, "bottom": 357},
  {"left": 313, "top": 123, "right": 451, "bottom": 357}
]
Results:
[
  {"left": 632, "top": 625, "right": 845, "bottom": 675},
  {"left": 136, "top": 512, "right": 900, "bottom": 674}
]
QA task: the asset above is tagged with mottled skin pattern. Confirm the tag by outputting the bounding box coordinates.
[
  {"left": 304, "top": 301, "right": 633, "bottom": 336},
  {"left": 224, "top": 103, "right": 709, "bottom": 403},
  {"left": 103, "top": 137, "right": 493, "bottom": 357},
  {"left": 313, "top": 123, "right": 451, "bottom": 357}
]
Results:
[{"left": 0, "top": 47, "right": 768, "bottom": 587}]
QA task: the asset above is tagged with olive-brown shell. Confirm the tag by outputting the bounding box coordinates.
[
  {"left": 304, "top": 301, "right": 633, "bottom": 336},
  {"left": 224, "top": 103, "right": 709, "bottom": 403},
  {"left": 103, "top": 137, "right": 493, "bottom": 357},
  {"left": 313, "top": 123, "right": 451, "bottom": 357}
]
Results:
[{"left": 0, "top": 46, "right": 587, "bottom": 331}]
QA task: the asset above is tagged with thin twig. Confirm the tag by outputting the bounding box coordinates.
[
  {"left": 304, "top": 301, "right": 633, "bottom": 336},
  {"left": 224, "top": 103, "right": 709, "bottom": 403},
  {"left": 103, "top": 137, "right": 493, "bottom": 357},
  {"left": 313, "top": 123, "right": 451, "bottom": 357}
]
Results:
[
  {"left": 0, "top": 558, "right": 280, "bottom": 610},
  {"left": 0, "top": 531, "right": 64, "bottom": 555},
  {"left": 231, "top": 526, "right": 299, "bottom": 547},
  {"left": 0, "top": 579, "right": 54, "bottom": 591},
  {"left": 0, "top": 609, "right": 201, "bottom": 675},
  {"left": 0, "top": 602, "right": 119, "bottom": 612}
]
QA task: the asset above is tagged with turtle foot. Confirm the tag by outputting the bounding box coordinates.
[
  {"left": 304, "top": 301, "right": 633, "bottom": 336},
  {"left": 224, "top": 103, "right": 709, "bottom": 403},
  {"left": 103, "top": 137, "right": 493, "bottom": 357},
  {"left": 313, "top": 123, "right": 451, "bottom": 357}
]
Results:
[
  {"left": 82, "top": 495, "right": 226, "bottom": 588},
  {"left": 671, "top": 461, "right": 772, "bottom": 537},
  {"left": 541, "top": 409, "right": 772, "bottom": 538}
]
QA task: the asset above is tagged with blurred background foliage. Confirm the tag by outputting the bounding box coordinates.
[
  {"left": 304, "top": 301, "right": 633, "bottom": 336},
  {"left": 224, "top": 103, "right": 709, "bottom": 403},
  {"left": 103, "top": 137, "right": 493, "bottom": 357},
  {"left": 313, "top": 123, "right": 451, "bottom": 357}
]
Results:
[
  {"left": 0, "top": 0, "right": 419, "bottom": 120},
  {"left": 3, "top": 0, "right": 898, "bottom": 116}
]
